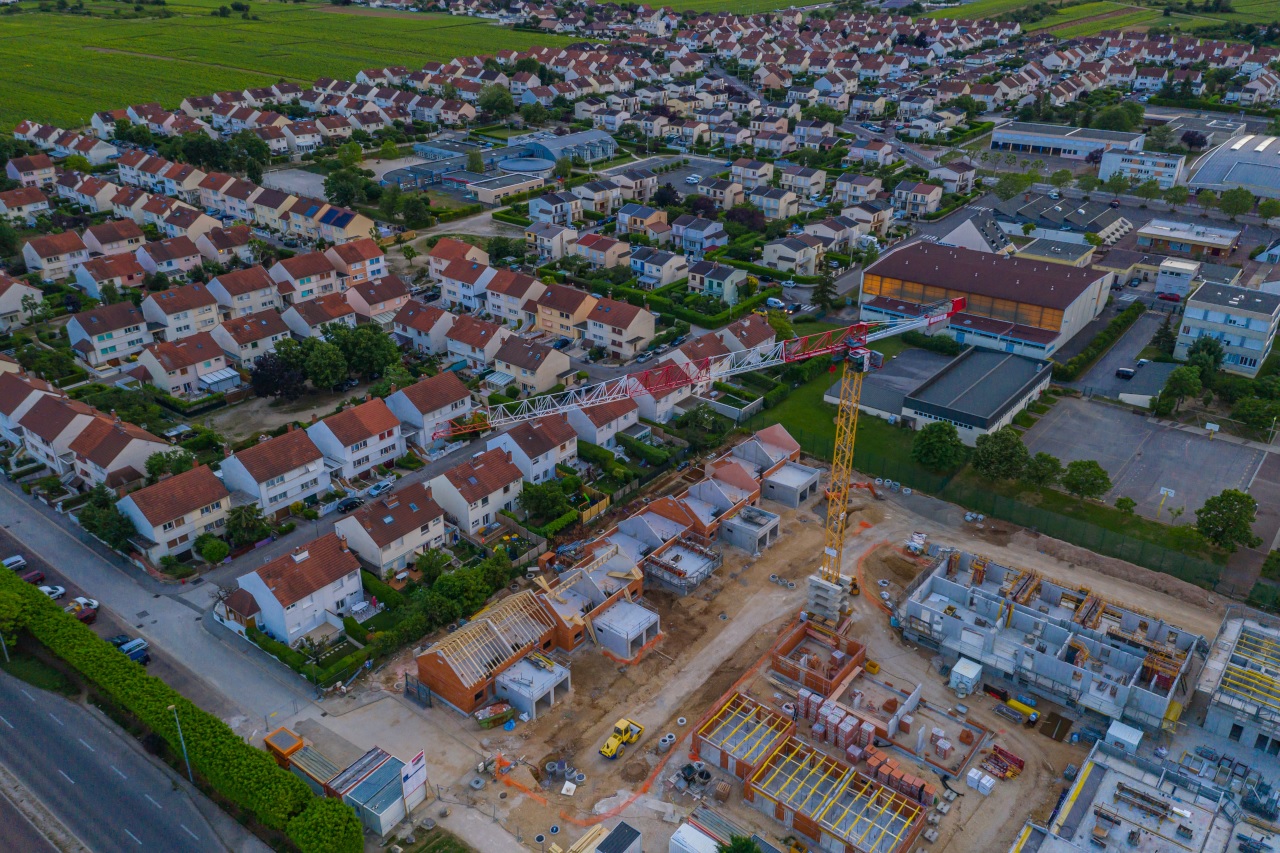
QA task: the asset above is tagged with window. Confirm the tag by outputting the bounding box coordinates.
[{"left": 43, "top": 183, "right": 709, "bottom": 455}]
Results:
[
  {"left": 1230, "top": 723, "right": 1244, "bottom": 742},
  {"left": 162, "top": 520, "right": 177, "bottom": 532},
  {"left": 351, "top": 439, "right": 368, "bottom": 451}
]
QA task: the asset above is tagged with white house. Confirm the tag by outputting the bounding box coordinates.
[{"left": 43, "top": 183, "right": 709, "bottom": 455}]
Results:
[
  {"left": 333, "top": 482, "right": 446, "bottom": 577},
  {"left": 384, "top": 372, "right": 473, "bottom": 448},
  {"left": 486, "top": 415, "right": 578, "bottom": 484},
  {"left": 305, "top": 397, "right": 405, "bottom": 482},
  {"left": 231, "top": 533, "right": 364, "bottom": 645},
  {"left": 566, "top": 397, "right": 640, "bottom": 450},
  {"left": 210, "top": 309, "right": 290, "bottom": 368},
  {"left": 206, "top": 266, "right": 280, "bottom": 319},
  {"left": 281, "top": 292, "right": 357, "bottom": 339},
  {"left": 66, "top": 302, "right": 154, "bottom": 367},
  {"left": 116, "top": 465, "right": 229, "bottom": 562},
  {"left": 429, "top": 448, "right": 523, "bottom": 534},
  {"left": 219, "top": 426, "right": 330, "bottom": 519},
  {"left": 141, "top": 282, "right": 220, "bottom": 341}
]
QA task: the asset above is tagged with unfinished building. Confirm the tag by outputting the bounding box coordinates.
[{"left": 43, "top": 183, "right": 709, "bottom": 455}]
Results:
[
  {"left": 694, "top": 693, "right": 795, "bottom": 781},
  {"left": 495, "top": 654, "right": 571, "bottom": 720},
  {"left": 1197, "top": 611, "right": 1280, "bottom": 755},
  {"left": 1008, "top": 742, "right": 1236, "bottom": 853},
  {"left": 745, "top": 737, "right": 926, "bottom": 853},
  {"left": 900, "top": 550, "right": 1202, "bottom": 730}
]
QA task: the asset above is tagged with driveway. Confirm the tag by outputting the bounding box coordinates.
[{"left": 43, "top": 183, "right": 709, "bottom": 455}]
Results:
[{"left": 1069, "top": 310, "right": 1175, "bottom": 399}]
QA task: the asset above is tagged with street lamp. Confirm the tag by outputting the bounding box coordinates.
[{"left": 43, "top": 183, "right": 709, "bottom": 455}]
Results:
[{"left": 168, "top": 704, "right": 194, "bottom": 784}]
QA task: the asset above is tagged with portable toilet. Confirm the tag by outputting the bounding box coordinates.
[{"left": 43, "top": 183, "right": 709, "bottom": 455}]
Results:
[
  {"left": 1105, "top": 720, "right": 1142, "bottom": 756},
  {"left": 949, "top": 658, "right": 982, "bottom": 697}
]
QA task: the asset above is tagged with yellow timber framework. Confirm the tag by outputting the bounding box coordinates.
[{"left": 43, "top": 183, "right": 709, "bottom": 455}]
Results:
[
  {"left": 1217, "top": 626, "right": 1280, "bottom": 722},
  {"left": 696, "top": 693, "right": 793, "bottom": 773}
]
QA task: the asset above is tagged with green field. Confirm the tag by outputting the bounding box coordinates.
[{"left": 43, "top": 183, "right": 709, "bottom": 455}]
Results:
[
  {"left": 0, "top": 0, "right": 573, "bottom": 130},
  {"left": 928, "top": 0, "right": 1275, "bottom": 30},
  {"left": 1023, "top": 1, "right": 1126, "bottom": 31},
  {"left": 659, "top": 0, "right": 796, "bottom": 11}
]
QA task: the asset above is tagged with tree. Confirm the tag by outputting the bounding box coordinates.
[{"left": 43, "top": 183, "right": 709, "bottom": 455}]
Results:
[
  {"left": 1049, "top": 169, "right": 1073, "bottom": 189},
  {"left": 0, "top": 588, "right": 30, "bottom": 647},
  {"left": 1084, "top": 232, "right": 1104, "bottom": 247},
  {"left": 520, "top": 102, "right": 549, "bottom": 126},
  {"left": 1061, "top": 459, "right": 1111, "bottom": 500},
  {"left": 1145, "top": 124, "right": 1174, "bottom": 151},
  {"left": 0, "top": 221, "right": 17, "bottom": 257},
  {"left": 1260, "top": 198, "right": 1280, "bottom": 221},
  {"left": 378, "top": 139, "right": 398, "bottom": 162},
  {"left": 478, "top": 84, "right": 515, "bottom": 117},
  {"left": 466, "top": 149, "right": 485, "bottom": 174},
  {"left": 1196, "top": 189, "right": 1218, "bottom": 210},
  {"left": 724, "top": 203, "right": 766, "bottom": 236},
  {"left": 401, "top": 244, "right": 419, "bottom": 267},
  {"left": 971, "top": 426, "right": 1029, "bottom": 481},
  {"left": 1218, "top": 186, "right": 1255, "bottom": 219},
  {"left": 1163, "top": 185, "right": 1189, "bottom": 206},
  {"left": 303, "top": 340, "right": 347, "bottom": 389},
  {"left": 145, "top": 449, "right": 195, "bottom": 482},
  {"left": 414, "top": 548, "right": 452, "bottom": 586},
  {"left": 199, "top": 538, "right": 230, "bottom": 563},
  {"left": 1092, "top": 105, "right": 1139, "bottom": 132},
  {"left": 1023, "top": 451, "right": 1063, "bottom": 487},
  {"left": 324, "top": 169, "right": 365, "bottom": 207},
  {"left": 992, "top": 172, "right": 1032, "bottom": 201},
  {"left": 911, "top": 422, "right": 966, "bottom": 472},
  {"left": 717, "top": 838, "right": 760, "bottom": 853},
  {"left": 1076, "top": 175, "right": 1100, "bottom": 193},
  {"left": 286, "top": 798, "right": 364, "bottom": 853},
  {"left": 1134, "top": 179, "right": 1162, "bottom": 202},
  {"left": 553, "top": 157, "right": 573, "bottom": 179},
  {"left": 1195, "top": 489, "right": 1262, "bottom": 552},
  {"left": 1103, "top": 172, "right": 1132, "bottom": 197},
  {"left": 325, "top": 323, "right": 399, "bottom": 379},
  {"left": 518, "top": 481, "right": 571, "bottom": 520},
  {"left": 245, "top": 158, "right": 263, "bottom": 184},
  {"left": 1115, "top": 496, "right": 1136, "bottom": 515},
  {"left": 400, "top": 195, "right": 430, "bottom": 227},
  {"left": 336, "top": 141, "right": 363, "bottom": 168},
  {"left": 226, "top": 504, "right": 270, "bottom": 547},
  {"left": 1163, "top": 366, "right": 1202, "bottom": 412},
  {"left": 765, "top": 310, "right": 794, "bottom": 339},
  {"left": 250, "top": 352, "right": 306, "bottom": 399},
  {"left": 1181, "top": 130, "right": 1208, "bottom": 150},
  {"left": 1188, "top": 336, "right": 1224, "bottom": 381},
  {"left": 1152, "top": 314, "right": 1177, "bottom": 355},
  {"left": 379, "top": 182, "right": 403, "bottom": 220},
  {"left": 812, "top": 268, "right": 838, "bottom": 310}
]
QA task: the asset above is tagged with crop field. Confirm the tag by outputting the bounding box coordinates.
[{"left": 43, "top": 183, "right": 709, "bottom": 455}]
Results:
[
  {"left": 1023, "top": 1, "right": 1125, "bottom": 31},
  {"left": 928, "top": 0, "right": 1275, "bottom": 29},
  {"left": 659, "top": 0, "right": 798, "bottom": 12},
  {"left": 0, "top": 0, "right": 573, "bottom": 130}
]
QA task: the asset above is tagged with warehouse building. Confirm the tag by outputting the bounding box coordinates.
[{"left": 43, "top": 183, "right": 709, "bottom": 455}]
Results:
[
  {"left": 901, "top": 550, "right": 1202, "bottom": 730},
  {"left": 859, "top": 243, "right": 1110, "bottom": 357},
  {"left": 990, "top": 122, "right": 1144, "bottom": 160}
]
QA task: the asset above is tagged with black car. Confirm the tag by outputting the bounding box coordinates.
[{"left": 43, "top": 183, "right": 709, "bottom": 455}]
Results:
[
  {"left": 552, "top": 337, "right": 572, "bottom": 350},
  {"left": 336, "top": 497, "right": 365, "bottom": 513}
]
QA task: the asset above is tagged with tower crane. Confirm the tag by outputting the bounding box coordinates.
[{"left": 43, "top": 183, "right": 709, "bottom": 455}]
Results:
[{"left": 437, "top": 297, "right": 965, "bottom": 620}]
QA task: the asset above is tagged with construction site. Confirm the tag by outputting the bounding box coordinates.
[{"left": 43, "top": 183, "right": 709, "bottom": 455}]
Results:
[{"left": 256, "top": 309, "right": 1275, "bottom": 853}]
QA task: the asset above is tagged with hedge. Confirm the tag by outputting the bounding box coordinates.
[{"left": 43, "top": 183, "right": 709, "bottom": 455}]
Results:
[
  {"left": 617, "top": 433, "right": 669, "bottom": 466},
  {"left": 248, "top": 625, "right": 310, "bottom": 669},
  {"left": 764, "top": 384, "right": 793, "bottom": 408},
  {"left": 342, "top": 615, "right": 366, "bottom": 641},
  {"left": 902, "top": 330, "right": 963, "bottom": 356},
  {"left": 434, "top": 203, "right": 485, "bottom": 223},
  {"left": 1052, "top": 302, "right": 1145, "bottom": 381},
  {"left": 577, "top": 440, "right": 617, "bottom": 468},
  {"left": 360, "top": 570, "right": 405, "bottom": 609},
  {"left": 0, "top": 568, "right": 360, "bottom": 851},
  {"left": 528, "top": 508, "right": 579, "bottom": 538},
  {"left": 492, "top": 209, "right": 532, "bottom": 226}
]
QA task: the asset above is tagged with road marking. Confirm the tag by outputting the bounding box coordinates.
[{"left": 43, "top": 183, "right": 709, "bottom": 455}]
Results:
[
  {"left": 48, "top": 712, "right": 64, "bottom": 727},
  {"left": 0, "top": 715, "right": 11, "bottom": 729},
  {"left": 180, "top": 824, "right": 199, "bottom": 840},
  {"left": 78, "top": 737, "right": 95, "bottom": 752},
  {"left": 20, "top": 688, "right": 34, "bottom": 701},
  {"left": 110, "top": 765, "right": 127, "bottom": 779},
  {"left": 145, "top": 794, "right": 162, "bottom": 809},
  {"left": 57, "top": 769, "right": 74, "bottom": 785},
  {"left": 124, "top": 829, "right": 142, "bottom": 846}
]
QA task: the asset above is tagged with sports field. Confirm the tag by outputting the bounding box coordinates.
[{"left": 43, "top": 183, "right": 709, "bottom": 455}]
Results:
[{"left": 0, "top": 0, "right": 573, "bottom": 130}]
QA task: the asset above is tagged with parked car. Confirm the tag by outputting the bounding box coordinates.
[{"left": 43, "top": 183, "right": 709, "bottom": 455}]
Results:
[
  {"left": 67, "top": 596, "right": 99, "bottom": 611},
  {"left": 635, "top": 351, "right": 656, "bottom": 364},
  {"left": 107, "top": 635, "right": 132, "bottom": 648},
  {"left": 66, "top": 604, "right": 97, "bottom": 624},
  {"left": 1116, "top": 367, "right": 1136, "bottom": 380},
  {"left": 766, "top": 297, "right": 786, "bottom": 309},
  {"left": 1127, "top": 277, "right": 1141, "bottom": 288},
  {"left": 366, "top": 480, "right": 394, "bottom": 498},
  {"left": 1109, "top": 199, "right": 1121, "bottom": 209},
  {"left": 1157, "top": 293, "right": 1181, "bottom": 303},
  {"left": 39, "top": 585, "right": 66, "bottom": 600},
  {"left": 336, "top": 496, "right": 365, "bottom": 513},
  {"left": 19, "top": 569, "right": 44, "bottom": 585},
  {"left": 2, "top": 555, "right": 27, "bottom": 572},
  {"left": 117, "top": 638, "right": 151, "bottom": 666},
  {"left": 684, "top": 174, "right": 702, "bottom": 185}
]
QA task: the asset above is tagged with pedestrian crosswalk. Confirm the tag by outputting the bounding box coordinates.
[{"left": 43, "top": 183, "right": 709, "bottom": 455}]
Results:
[
  {"left": 969, "top": 205, "right": 991, "bottom": 213},
  {"left": 916, "top": 234, "right": 939, "bottom": 243}
]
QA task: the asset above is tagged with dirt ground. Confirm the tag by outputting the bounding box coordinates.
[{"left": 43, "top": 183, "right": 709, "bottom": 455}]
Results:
[
  {"left": 199, "top": 384, "right": 370, "bottom": 441},
  {"left": 331, "top": 458, "right": 1230, "bottom": 852}
]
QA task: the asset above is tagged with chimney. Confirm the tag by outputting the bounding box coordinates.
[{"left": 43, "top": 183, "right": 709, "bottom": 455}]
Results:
[
  {"left": 223, "top": 443, "right": 233, "bottom": 459},
  {"left": 365, "top": 392, "right": 372, "bottom": 403},
  {"left": 286, "top": 423, "right": 294, "bottom": 432},
  {"left": 311, "top": 412, "right": 319, "bottom": 424},
  {"left": 389, "top": 383, "right": 397, "bottom": 394}
]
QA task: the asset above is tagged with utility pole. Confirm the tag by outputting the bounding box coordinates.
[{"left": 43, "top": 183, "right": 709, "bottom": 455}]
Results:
[{"left": 168, "top": 704, "right": 194, "bottom": 783}]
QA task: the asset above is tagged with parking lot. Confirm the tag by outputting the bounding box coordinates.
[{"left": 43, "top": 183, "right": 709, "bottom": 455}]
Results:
[
  {"left": 1023, "top": 396, "right": 1267, "bottom": 519},
  {"left": 1071, "top": 310, "right": 1176, "bottom": 398}
]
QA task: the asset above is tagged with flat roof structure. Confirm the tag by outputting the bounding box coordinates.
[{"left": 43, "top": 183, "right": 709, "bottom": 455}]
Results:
[
  {"left": 1136, "top": 220, "right": 1241, "bottom": 251},
  {"left": 1199, "top": 615, "right": 1280, "bottom": 733},
  {"left": 994, "top": 122, "right": 1145, "bottom": 144},
  {"left": 1017, "top": 238, "right": 1094, "bottom": 265},
  {"left": 1009, "top": 743, "right": 1235, "bottom": 853},
  {"left": 1188, "top": 282, "right": 1280, "bottom": 316},
  {"left": 901, "top": 549, "right": 1202, "bottom": 729},
  {"left": 905, "top": 349, "right": 1052, "bottom": 432},
  {"left": 494, "top": 655, "right": 571, "bottom": 720}
]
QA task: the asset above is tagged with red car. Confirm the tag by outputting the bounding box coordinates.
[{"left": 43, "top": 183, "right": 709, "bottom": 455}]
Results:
[{"left": 1156, "top": 293, "right": 1181, "bottom": 303}]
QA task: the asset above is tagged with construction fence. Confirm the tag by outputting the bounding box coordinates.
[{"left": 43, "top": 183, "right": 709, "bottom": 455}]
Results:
[{"left": 755, "top": 423, "right": 1222, "bottom": 592}]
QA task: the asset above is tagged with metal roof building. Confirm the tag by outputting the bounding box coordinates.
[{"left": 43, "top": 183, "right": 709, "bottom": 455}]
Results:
[{"left": 1190, "top": 133, "right": 1280, "bottom": 199}]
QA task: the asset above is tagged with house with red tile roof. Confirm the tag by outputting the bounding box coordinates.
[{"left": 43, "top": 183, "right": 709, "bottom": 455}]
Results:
[
  {"left": 305, "top": 396, "right": 405, "bottom": 481},
  {"left": 116, "top": 465, "right": 229, "bottom": 562},
  {"left": 219, "top": 425, "right": 331, "bottom": 518},
  {"left": 229, "top": 533, "right": 364, "bottom": 644},
  {"left": 385, "top": 373, "right": 473, "bottom": 447},
  {"left": 428, "top": 447, "right": 523, "bottom": 534}
]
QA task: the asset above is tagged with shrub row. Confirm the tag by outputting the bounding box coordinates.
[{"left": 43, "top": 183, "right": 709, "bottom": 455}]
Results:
[
  {"left": 577, "top": 440, "right": 617, "bottom": 468},
  {"left": 0, "top": 569, "right": 361, "bottom": 852},
  {"left": 1052, "top": 302, "right": 1145, "bottom": 381},
  {"left": 491, "top": 209, "right": 532, "bottom": 226},
  {"left": 901, "top": 330, "right": 964, "bottom": 356},
  {"left": 434, "top": 204, "right": 485, "bottom": 223},
  {"left": 617, "top": 433, "right": 669, "bottom": 466},
  {"left": 528, "top": 508, "right": 579, "bottom": 538},
  {"left": 360, "top": 570, "right": 406, "bottom": 610}
]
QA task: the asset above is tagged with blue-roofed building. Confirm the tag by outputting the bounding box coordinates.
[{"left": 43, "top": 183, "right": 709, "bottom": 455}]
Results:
[{"left": 508, "top": 129, "right": 617, "bottom": 164}]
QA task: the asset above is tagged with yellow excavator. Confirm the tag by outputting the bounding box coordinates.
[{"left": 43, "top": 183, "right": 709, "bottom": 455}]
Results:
[{"left": 599, "top": 719, "right": 644, "bottom": 759}]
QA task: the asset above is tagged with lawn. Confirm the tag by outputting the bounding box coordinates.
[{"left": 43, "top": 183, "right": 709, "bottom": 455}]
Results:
[
  {"left": 0, "top": 644, "right": 80, "bottom": 697},
  {"left": 0, "top": 2, "right": 573, "bottom": 130}
]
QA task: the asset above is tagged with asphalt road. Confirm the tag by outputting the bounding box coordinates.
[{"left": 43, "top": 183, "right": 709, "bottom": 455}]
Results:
[
  {"left": 0, "top": 484, "right": 317, "bottom": 731},
  {"left": 0, "top": 671, "right": 220, "bottom": 853},
  {"left": 0, "top": 788, "right": 57, "bottom": 853},
  {"left": 1069, "top": 311, "right": 1175, "bottom": 398}
]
